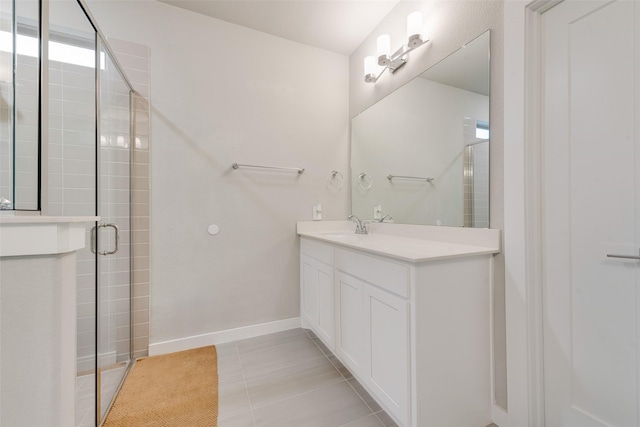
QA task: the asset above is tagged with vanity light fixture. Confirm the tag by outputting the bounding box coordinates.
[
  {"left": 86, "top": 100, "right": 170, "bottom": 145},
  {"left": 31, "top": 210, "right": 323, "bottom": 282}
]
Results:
[{"left": 364, "top": 11, "right": 429, "bottom": 84}]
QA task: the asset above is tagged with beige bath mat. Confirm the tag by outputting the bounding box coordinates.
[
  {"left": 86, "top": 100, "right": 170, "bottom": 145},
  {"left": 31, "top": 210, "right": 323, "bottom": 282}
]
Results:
[{"left": 103, "top": 345, "right": 218, "bottom": 426}]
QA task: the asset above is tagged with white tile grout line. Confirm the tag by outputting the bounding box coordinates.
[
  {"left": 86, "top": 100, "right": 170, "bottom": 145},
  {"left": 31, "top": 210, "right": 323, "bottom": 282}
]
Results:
[
  {"left": 308, "top": 337, "right": 381, "bottom": 415},
  {"left": 234, "top": 342, "right": 258, "bottom": 427},
  {"left": 345, "top": 377, "right": 380, "bottom": 414},
  {"left": 309, "top": 337, "right": 347, "bottom": 378}
]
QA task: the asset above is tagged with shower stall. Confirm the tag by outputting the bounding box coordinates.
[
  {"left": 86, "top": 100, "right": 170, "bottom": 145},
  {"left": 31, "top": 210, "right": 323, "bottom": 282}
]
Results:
[{"left": 1, "top": 0, "right": 138, "bottom": 424}]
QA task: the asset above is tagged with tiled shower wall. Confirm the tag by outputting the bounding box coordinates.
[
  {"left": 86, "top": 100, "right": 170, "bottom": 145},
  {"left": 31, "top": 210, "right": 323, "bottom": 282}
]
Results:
[
  {"left": 79, "top": 40, "right": 152, "bottom": 370},
  {"left": 472, "top": 141, "right": 490, "bottom": 228},
  {"left": 99, "top": 52, "right": 133, "bottom": 366},
  {"left": 1, "top": 4, "right": 40, "bottom": 211},
  {"left": 47, "top": 58, "right": 97, "bottom": 373},
  {"left": 47, "top": 38, "right": 150, "bottom": 371},
  {"left": 1, "top": 22, "right": 150, "bottom": 371},
  {"left": 132, "top": 92, "right": 150, "bottom": 360},
  {"left": 48, "top": 60, "right": 95, "bottom": 218},
  {"left": 0, "top": 53, "right": 11, "bottom": 205},
  {"left": 0, "top": 15, "right": 10, "bottom": 205},
  {"left": 0, "top": 50, "right": 39, "bottom": 211},
  {"left": 109, "top": 38, "right": 151, "bottom": 361},
  {"left": 463, "top": 117, "right": 490, "bottom": 229},
  {"left": 47, "top": 56, "right": 134, "bottom": 371}
]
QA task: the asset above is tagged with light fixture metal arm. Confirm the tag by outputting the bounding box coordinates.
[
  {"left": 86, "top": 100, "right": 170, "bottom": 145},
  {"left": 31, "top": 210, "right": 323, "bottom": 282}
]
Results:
[
  {"left": 364, "top": 36, "right": 428, "bottom": 83},
  {"left": 387, "top": 38, "right": 426, "bottom": 73}
]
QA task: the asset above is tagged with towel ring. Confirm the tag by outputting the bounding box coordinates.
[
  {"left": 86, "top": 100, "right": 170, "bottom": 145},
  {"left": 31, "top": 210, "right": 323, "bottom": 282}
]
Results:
[
  {"left": 358, "top": 172, "right": 373, "bottom": 190},
  {"left": 329, "top": 170, "right": 344, "bottom": 189}
]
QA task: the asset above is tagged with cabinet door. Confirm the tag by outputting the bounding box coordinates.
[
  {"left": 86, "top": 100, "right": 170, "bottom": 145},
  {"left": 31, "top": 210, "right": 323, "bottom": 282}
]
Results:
[
  {"left": 301, "top": 255, "right": 319, "bottom": 327},
  {"left": 364, "top": 284, "right": 410, "bottom": 426},
  {"left": 316, "top": 261, "right": 335, "bottom": 348},
  {"left": 336, "top": 271, "right": 364, "bottom": 374}
]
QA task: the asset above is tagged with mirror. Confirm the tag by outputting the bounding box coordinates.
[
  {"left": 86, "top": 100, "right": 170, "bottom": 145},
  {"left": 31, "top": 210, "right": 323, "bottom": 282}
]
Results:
[{"left": 351, "top": 31, "right": 490, "bottom": 227}]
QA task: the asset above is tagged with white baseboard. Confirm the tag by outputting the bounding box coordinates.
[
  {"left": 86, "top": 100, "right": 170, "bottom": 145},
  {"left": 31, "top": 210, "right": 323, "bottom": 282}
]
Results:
[{"left": 148, "top": 317, "right": 302, "bottom": 356}]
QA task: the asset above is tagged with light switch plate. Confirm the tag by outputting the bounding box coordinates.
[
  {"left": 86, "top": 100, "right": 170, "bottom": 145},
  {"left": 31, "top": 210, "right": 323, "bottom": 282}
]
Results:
[{"left": 374, "top": 205, "right": 382, "bottom": 220}]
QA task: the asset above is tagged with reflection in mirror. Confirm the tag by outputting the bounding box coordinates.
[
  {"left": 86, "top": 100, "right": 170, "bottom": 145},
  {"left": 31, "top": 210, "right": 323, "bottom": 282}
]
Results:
[
  {"left": 0, "top": 0, "right": 41, "bottom": 210},
  {"left": 351, "top": 31, "right": 490, "bottom": 227},
  {"left": 0, "top": 0, "right": 15, "bottom": 210}
]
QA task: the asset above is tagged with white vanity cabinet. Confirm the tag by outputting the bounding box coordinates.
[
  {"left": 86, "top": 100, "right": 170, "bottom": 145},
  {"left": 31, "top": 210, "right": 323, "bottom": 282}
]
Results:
[
  {"left": 300, "top": 239, "right": 336, "bottom": 349},
  {"left": 335, "top": 248, "right": 411, "bottom": 426},
  {"left": 298, "top": 226, "right": 498, "bottom": 427}
]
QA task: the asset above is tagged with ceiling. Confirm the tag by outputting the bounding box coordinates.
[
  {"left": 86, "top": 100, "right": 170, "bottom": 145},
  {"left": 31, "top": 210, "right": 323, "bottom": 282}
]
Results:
[{"left": 156, "top": 0, "right": 399, "bottom": 56}]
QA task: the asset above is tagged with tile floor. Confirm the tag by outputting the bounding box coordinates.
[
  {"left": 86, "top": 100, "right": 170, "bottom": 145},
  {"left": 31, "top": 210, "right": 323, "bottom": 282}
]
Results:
[
  {"left": 76, "top": 329, "right": 500, "bottom": 427},
  {"left": 76, "top": 373, "right": 96, "bottom": 427},
  {"left": 217, "top": 328, "right": 398, "bottom": 427},
  {"left": 75, "top": 364, "right": 128, "bottom": 427}
]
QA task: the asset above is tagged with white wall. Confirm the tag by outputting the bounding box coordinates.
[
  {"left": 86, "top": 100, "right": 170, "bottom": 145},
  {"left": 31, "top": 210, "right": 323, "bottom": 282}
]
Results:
[
  {"left": 349, "top": 0, "right": 506, "bottom": 416},
  {"left": 87, "top": 1, "right": 349, "bottom": 346},
  {"left": 351, "top": 78, "right": 489, "bottom": 226}
]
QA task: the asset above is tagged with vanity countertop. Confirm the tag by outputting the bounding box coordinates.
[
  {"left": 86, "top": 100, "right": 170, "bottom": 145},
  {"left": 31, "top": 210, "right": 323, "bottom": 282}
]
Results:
[
  {"left": 297, "top": 221, "right": 500, "bottom": 263},
  {"left": 0, "top": 215, "right": 99, "bottom": 257},
  {"left": 0, "top": 215, "right": 99, "bottom": 224}
]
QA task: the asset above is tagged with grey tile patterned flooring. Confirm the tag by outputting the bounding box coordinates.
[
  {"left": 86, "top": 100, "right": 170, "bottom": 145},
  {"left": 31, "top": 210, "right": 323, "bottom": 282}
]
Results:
[
  {"left": 76, "top": 329, "right": 499, "bottom": 427},
  {"left": 217, "top": 328, "right": 397, "bottom": 427}
]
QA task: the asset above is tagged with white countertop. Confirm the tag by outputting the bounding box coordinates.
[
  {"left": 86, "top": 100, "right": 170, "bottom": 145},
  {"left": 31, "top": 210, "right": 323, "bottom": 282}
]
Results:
[
  {"left": 297, "top": 221, "right": 500, "bottom": 263},
  {"left": 0, "top": 215, "right": 98, "bottom": 224},
  {"left": 0, "top": 216, "right": 99, "bottom": 257}
]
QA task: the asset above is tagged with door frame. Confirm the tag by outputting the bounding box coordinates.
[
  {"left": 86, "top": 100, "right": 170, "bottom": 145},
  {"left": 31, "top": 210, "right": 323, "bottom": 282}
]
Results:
[
  {"left": 522, "top": 1, "right": 563, "bottom": 426},
  {"left": 522, "top": 3, "right": 640, "bottom": 426}
]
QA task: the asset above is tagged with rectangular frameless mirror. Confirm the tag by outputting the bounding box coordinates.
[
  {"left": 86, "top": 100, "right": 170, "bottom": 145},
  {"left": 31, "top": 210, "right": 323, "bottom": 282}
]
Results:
[{"left": 351, "top": 30, "right": 490, "bottom": 227}]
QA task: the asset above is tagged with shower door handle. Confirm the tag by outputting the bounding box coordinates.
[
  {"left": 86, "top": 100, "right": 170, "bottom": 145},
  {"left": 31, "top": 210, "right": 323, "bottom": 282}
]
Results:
[{"left": 92, "top": 223, "right": 120, "bottom": 256}]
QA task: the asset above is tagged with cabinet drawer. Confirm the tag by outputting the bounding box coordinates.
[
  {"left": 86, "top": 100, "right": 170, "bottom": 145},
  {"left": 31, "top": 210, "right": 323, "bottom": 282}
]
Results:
[
  {"left": 335, "top": 248, "right": 410, "bottom": 298},
  {"left": 301, "top": 238, "right": 334, "bottom": 266}
]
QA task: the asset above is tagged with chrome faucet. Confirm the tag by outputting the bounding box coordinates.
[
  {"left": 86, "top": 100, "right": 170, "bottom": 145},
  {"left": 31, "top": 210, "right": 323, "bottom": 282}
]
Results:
[
  {"left": 378, "top": 214, "right": 393, "bottom": 223},
  {"left": 348, "top": 215, "right": 368, "bottom": 235}
]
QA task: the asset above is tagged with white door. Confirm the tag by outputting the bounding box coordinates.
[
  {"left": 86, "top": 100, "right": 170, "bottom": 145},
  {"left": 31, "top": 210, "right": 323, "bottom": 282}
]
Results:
[{"left": 542, "top": 1, "right": 640, "bottom": 426}]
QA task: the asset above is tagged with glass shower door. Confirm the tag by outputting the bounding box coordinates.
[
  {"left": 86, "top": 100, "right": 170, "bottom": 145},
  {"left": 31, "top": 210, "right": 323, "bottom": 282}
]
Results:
[
  {"left": 96, "top": 42, "right": 132, "bottom": 422},
  {"left": 46, "top": 1, "right": 99, "bottom": 425}
]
